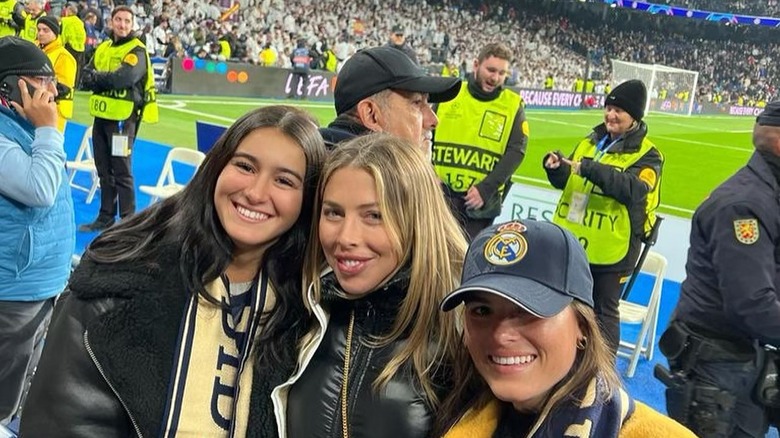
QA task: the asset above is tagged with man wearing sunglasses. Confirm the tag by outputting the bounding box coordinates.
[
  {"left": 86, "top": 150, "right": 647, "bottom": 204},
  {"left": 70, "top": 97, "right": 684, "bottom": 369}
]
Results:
[{"left": 0, "top": 35, "right": 75, "bottom": 427}]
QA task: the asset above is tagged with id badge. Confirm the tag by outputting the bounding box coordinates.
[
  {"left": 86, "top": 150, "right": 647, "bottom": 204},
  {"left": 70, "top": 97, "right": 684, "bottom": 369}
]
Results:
[
  {"left": 567, "top": 191, "right": 589, "bottom": 223},
  {"left": 111, "top": 134, "right": 130, "bottom": 157}
]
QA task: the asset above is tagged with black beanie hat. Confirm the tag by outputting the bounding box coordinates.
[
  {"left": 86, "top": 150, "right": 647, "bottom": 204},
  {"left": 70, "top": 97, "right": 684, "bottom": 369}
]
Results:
[
  {"left": 38, "top": 16, "right": 61, "bottom": 36},
  {"left": 605, "top": 79, "right": 647, "bottom": 121},
  {"left": 0, "top": 36, "right": 54, "bottom": 81}
]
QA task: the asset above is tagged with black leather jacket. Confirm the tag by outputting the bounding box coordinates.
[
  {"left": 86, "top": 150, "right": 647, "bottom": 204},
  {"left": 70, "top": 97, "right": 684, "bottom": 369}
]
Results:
[
  {"left": 286, "top": 272, "right": 446, "bottom": 438},
  {"left": 19, "top": 248, "right": 281, "bottom": 438}
]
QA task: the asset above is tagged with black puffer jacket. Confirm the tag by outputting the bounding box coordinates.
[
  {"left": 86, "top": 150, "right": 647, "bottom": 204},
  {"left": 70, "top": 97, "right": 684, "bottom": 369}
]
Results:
[{"left": 286, "top": 272, "right": 446, "bottom": 438}]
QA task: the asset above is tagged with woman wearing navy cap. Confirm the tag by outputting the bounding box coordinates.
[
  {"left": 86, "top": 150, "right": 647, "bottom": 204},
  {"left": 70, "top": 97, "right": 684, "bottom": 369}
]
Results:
[{"left": 434, "top": 220, "right": 694, "bottom": 438}]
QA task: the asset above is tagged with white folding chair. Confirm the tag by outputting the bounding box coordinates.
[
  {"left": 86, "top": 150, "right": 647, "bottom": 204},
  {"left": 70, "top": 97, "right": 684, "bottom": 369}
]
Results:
[
  {"left": 66, "top": 125, "right": 100, "bottom": 204},
  {"left": 617, "top": 251, "right": 668, "bottom": 378},
  {"left": 139, "top": 147, "right": 206, "bottom": 205}
]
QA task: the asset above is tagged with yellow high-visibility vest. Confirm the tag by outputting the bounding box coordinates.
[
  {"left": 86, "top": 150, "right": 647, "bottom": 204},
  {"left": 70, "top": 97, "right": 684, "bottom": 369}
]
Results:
[
  {"left": 553, "top": 136, "right": 662, "bottom": 265},
  {"left": 89, "top": 38, "right": 158, "bottom": 123}
]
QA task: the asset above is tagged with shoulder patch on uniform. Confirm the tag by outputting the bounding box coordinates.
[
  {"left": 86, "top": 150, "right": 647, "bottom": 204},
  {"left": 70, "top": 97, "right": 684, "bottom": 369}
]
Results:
[
  {"left": 734, "top": 218, "right": 759, "bottom": 245},
  {"left": 123, "top": 53, "right": 139, "bottom": 66},
  {"left": 521, "top": 120, "right": 530, "bottom": 137},
  {"left": 639, "top": 168, "right": 657, "bottom": 189}
]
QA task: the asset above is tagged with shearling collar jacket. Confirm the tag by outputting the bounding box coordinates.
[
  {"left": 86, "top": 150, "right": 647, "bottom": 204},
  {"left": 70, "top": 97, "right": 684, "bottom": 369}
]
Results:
[{"left": 19, "top": 247, "right": 280, "bottom": 438}]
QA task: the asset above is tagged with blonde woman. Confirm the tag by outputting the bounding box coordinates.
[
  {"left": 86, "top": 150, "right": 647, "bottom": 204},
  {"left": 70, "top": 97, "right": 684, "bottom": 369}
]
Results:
[
  {"left": 273, "top": 133, "right": 467, "bottom": 438},
  {"left": 434, "top": 220, "right": 695, "bottom": 438}
]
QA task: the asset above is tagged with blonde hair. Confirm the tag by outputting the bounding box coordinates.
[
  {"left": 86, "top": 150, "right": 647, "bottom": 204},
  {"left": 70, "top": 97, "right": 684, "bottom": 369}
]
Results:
[
  {"left": 435, "top": 301, "right": 621, "bottom": 434},
  {"left": 303, "top": 133, "right": 467, "bottom": 407}
]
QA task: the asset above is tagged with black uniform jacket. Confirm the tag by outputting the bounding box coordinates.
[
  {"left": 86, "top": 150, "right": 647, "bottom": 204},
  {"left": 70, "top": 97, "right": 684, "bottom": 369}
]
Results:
[
  {"left": 675, "top": 151, "right": 780, "bottom": 346},
  {"left": 318, "top": 115, "right": 369, "bottom": 150},
  {"left": 286, "top": 272, "right": 446, "bottom": 438},
  {"left": 19, "top": 247, "right": 276, "bottom": 438}
]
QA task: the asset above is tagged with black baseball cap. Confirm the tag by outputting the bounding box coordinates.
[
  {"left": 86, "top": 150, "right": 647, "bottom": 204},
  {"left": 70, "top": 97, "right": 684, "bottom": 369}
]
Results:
[
  {"left": 757, "top": 101, "right": 780, "bottom": 127},
  {"left": 441, "top": 220, "right": 594, "bottom": 317},
  {"left": 334, "top": 46, "right": 461, "bottom": 115}
]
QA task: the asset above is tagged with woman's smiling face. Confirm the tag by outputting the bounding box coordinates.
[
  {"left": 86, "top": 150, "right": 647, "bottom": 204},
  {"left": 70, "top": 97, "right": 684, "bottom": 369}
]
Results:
[{"left": 463, "top": 292, "right": 583, "bottom": 413}]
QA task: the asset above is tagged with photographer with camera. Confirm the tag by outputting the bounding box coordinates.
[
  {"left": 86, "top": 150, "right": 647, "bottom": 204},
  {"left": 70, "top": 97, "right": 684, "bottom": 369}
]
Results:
[
  {"left": 0, "top": 36, "right": 75, "bottom": 426},
  {"left": 37, "top": 16, "right": 76, "bottom": 132},
  {"left": 656, "top": 101, "right": 780, "bottom": 437}
]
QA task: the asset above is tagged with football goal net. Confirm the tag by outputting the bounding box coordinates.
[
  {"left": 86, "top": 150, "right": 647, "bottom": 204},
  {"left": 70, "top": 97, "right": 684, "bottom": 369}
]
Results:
[{"left": 611, "top": 59, "right": 699, "bottom": 116}]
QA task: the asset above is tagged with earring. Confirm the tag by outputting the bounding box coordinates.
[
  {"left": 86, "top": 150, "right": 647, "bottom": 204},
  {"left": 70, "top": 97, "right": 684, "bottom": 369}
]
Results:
[{"left": 576, "top": 337, "right": 588, "bottom": 350}]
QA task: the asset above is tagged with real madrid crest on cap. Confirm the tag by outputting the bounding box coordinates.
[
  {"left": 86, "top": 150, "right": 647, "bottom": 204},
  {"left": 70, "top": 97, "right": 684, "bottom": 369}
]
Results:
[{"left": 483, "top": 221, "right": 528, "bottom": 266}]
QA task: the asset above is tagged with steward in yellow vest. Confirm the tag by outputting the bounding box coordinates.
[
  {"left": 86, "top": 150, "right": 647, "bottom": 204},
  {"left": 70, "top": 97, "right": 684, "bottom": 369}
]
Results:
[
  {"left": 37, "top": 15, "right": 76, "bottom": 132},
  {"left": 20, "top": 5, "right": 43, "bottom": 42},
  {"left": 61, "top": 5, "right": 86, "bottom": 87},
  {"left": 433, "top": 42, "right": 529, "bottom": 240},
  {"left": 259, "top": 44, "right": 276, "bottom": 67},
  {"left": 544, "top": 79, "right": 663, "bottom": 354},
  {"left": 60, "top": 12, "right": 85, "bottom": 53},
  {"left": 82, "top": 25, "right": 158, "bottom": 124},
  {"left": 585, "top": 78, "right": 595, "bottom": 93},
  {"left": 219, "top": 38, "right": 231, "bottom": 60},
  {"left": 78, "top": 6, "right": 158, "bottom": 233},
  {"left": 323, "top": 48, "right": 337, "bottom": 72},
  {"left": 544, "top": 74, "right": 553, "bottom": 89},
  {"left": 573, "top": 76, "right": 584, "bottom": 92},
  {"left": 0, "top": 0, "right": 18, "bottom": 37}
]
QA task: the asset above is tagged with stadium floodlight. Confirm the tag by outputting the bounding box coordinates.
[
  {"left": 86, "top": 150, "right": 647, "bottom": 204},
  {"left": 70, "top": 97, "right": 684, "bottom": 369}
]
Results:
[{"left": 611, "top": 59, "right": 699, "bottom": 116}]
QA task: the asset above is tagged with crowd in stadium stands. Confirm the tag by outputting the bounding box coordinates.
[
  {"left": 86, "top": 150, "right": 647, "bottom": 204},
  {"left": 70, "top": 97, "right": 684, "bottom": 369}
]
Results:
[
  {"left": 69, "top": 0, "right": 776, "bottom": 106},
  {"left": 660, "top": 0, "right": 780, "bottom": 17}
]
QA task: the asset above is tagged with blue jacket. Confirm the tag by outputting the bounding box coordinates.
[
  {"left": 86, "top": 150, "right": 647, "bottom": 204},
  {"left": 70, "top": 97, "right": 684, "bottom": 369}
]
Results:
[{"left": 0, "top": 106, "right": 75, "bottom": 301}]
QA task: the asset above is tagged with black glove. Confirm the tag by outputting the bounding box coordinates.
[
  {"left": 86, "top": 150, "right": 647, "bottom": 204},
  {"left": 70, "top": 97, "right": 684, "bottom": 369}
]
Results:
[
  {"left": 55, "top": 82, "right": 72, "bottom": 101},
  {"left": 80, "top": 68, "right": 97, "bottom": 90}
]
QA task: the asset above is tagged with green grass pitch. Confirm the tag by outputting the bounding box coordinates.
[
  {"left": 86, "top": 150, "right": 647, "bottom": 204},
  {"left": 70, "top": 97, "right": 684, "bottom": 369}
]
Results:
[{"left": 68, "top": 92, "right": 755, "bottom": 218}]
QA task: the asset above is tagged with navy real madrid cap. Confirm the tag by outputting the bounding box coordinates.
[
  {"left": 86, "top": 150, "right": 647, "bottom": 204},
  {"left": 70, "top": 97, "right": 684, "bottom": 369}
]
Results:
[
  {"left": 440, "top": 220, "right": 594, "bottom": 317},
  {"left": 334, "top": 46, "right": 461, "bottom": 115}
]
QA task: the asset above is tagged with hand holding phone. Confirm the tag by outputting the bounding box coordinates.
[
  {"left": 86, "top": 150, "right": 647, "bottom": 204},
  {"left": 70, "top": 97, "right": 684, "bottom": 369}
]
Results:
[{"left": 8, "top": 78, "right": 58, "bottom": 128}]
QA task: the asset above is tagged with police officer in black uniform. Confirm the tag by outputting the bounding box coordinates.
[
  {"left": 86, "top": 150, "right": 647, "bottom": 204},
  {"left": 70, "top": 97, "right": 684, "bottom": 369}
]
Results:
[
  {"left": 656, "top": 101, "right": 780, "bottom": 437},
  {"left": 386, "top": 24, "right": 418, "bottom": 65}
]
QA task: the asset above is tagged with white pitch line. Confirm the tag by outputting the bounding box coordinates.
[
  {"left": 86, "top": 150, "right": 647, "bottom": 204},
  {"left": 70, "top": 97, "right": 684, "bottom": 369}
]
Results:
[
  {"left": 158, "top": 103, "right": 235, "bottom": 123},
  {"left": 512, "top": 175, "right": 695, "bottom": 214},
  {"left": 158, "top": 101, "right": 186, "bottom": 109},
  {"left": 526, "top": 116, "right": 592, "bottom": 129},
  {"left": 157, "top": 98, "right": 333, "bottom": 109},
  {"left": 652, "top": 135, "right": 751, "bottom": 152},
  {"left": 527, "top": 117, "right": 750, "bottom": 152},
  {"left": 661, "top": 121, "right": 753, "bottom": 134}
]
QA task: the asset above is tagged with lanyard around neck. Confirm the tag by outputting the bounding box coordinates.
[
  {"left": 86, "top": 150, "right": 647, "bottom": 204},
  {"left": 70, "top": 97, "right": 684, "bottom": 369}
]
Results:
[{"left": 594, "top": 135, "right": 621, "bottom": 163}]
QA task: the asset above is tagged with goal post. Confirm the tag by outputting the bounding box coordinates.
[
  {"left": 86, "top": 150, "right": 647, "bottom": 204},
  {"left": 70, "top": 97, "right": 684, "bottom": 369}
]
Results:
[{"left": 611, "top": 59, "right": 699, "bottom": 116}]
